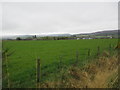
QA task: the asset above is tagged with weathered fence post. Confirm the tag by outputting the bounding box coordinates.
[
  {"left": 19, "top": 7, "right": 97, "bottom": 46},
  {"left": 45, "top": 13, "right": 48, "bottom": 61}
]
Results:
[
  {"left": 58, "top": 56, "right": 62, "bottom": 70},
  {"left": 97, "top": 46, "right": 100, "bottom": 56},
  {"left": 109, "top": 44, "right": 112, "bottom": 54},
  {"left": 87, "top": 49, "right": 90, "bottom": 64},
  {"left": 88, "top": 49, "right": 90, "bottom": 56},
  {"left": 76, "top": 50, "right": 79, "bottom": 65},
  {"left": 5, "top": 52, "right": 10, "bottom": 88},
  {"left": 36, "top": 58, "right": 40, "bottom": 88},
  {"left": 109, "top": 44, "right": 111, "bottom": 49}
]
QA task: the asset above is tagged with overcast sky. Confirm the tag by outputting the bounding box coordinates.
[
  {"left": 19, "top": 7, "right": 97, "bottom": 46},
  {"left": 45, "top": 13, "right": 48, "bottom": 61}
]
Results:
[{"left": 2, "top": 2, "right": 118, "bottom": 36}]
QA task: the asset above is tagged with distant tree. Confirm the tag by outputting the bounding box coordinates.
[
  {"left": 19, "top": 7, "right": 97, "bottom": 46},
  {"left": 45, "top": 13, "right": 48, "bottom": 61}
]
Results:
[
  {"left": 53, "top": 37, "right": 56, "bottom": 40},
  {"left": 35, "top": 35, "right": 36, "bottom": 38},
  {"left": 33, "top": 35, "right": 37, "bottom": 39},
  {"left": 16, "top": 37, "right": 21, "bottom": 40},
  {"left": 72, "top": 35, "right": 76, "bottom": 37},
  {"left": 57, "top": 37, "right": 60, "bottom": 40}
]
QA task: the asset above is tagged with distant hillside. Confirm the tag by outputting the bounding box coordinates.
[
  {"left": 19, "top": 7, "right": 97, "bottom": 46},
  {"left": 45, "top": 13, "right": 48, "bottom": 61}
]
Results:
[
  {"left": 2, "top": 30, "right": 119, "bottom": 40},
  {"left": 75, "top": 30, "right": 119, "bottom": 38},
  {"left": 42, "top": 34, "right": 71, "bottom": 37},
  {"left": 2, "top": 34, "right": 72, "bottom": 40},
  {"left": 91, "top": 30, "right": 119, "bottom": 36},
  {"left": 2, "top": 35, "right": 33, "bottom": 40}
]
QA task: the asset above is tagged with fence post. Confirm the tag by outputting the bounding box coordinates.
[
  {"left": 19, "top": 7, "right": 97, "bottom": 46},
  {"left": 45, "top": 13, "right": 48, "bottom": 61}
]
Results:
[
  {"left": 97, "top": 46, "right": 100, "bottom": 56},
  {"left": 109, "top": 44, "right": 112, "bottom": 54},
  {"left": 5, "top": 52, "right": 10, "bottom": 88},
  {"left": 76, "top": 50, "right": 79, "bottom": 65},
  {"left": 58, "top": 56, "right": 62, "bottom": 70},
  {"left": 109, "top": 44, "right": 111, "bottom": 49},
  {"left": 36, "top": 58, "right": 40, "bottom": 88},
  {"left": 88, "top": 49, "right": 90, "bottom": 56}
]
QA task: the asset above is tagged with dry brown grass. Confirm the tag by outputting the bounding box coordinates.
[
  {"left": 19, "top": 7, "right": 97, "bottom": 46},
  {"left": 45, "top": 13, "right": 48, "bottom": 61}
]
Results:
[
  {"left": 115, "top": 42, "right": 120, "bottom": 49},
  {"left": 39, "top": 51, "right": 118, "bottom": 88}
]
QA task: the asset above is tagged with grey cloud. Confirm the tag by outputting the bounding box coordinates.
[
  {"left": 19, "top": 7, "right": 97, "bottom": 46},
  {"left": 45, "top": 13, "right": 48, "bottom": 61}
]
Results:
[{"left": 2, "top": 2, "right": 118, "bottom": 35}]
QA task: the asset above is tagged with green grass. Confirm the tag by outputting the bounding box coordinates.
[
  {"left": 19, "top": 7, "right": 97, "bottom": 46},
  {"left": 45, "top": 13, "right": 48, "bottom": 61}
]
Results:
[{"left": 2, "top": 39, "right": 118, "bottom": 88}]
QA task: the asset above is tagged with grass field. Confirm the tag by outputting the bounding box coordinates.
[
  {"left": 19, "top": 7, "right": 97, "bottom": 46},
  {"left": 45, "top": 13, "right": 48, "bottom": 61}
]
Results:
[{"left": 2, "top": 39, "right": 118, "bottom": 88}]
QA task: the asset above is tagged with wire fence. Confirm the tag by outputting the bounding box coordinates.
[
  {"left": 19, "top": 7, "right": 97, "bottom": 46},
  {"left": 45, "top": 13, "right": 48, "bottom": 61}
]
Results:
[
  {"left": 2, "top": 43, "right": 116, "bottom": 88},
  {"left": 36, "top": 44, "right": 115, "bottom": 87}
]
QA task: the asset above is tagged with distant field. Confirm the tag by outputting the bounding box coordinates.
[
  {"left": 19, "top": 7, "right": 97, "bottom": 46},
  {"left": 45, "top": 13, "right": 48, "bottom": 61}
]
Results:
[{"left": 2, "top": 39, "right": 118, "bottom": 88}]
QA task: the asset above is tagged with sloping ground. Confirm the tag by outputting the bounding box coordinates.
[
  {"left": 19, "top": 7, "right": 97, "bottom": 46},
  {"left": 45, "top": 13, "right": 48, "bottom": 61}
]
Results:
[{"left": 39, "top": 51, "right": 119, "bottom": 88}]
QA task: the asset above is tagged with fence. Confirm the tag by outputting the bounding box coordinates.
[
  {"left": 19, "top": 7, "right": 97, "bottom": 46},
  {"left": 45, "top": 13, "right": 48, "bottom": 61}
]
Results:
[
  {"left": 36, "top": 58, "right": 41, "bottom": 88},
  {"left": 36, "top": 44, "right": 114, "bottom": 87},
  {"left": 3, "top": 43, "right": 115, "bottom": 88}
]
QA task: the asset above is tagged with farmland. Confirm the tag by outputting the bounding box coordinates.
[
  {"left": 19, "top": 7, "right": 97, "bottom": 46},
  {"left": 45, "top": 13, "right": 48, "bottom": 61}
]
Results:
[{"left": 2, "top": 39, "right": 118, "bottom": 88}]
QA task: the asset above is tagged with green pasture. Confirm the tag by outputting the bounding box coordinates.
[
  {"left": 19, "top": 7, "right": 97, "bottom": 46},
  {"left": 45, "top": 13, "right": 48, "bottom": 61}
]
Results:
[{"left": 2, "top": 39, "right": 118, "bottom": 88}]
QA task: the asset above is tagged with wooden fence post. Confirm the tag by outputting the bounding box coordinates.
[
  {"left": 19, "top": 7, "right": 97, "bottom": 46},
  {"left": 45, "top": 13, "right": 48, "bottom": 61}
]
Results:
[
  {"left": 5, "top": 52, "right": 10, "bottom": 88},
  {"left": 36, "top": 58, "right": 40, "bottom": 88},
  {"left": 109, "top": 44, "right": 111, "bottom": 49},
  {"left": 88, "top": 49, "right": 90, "bottom": 56},
  {"left": 76, "top": 50, "right": 79, "bottom": 64},
  {"left": 97, "top": 46, "right": 100, "bottom": 56},
  {"left": 109, "top": 44, "right": 112, "bottom": 54},
  {"left": 58, "top": 56, "right": 62, "bottom": 70}
]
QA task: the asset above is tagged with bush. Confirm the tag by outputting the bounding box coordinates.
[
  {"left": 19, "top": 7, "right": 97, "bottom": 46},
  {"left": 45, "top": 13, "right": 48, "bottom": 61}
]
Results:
[{"left": 16, "top": 37, "right": 21, "bottom": 40}]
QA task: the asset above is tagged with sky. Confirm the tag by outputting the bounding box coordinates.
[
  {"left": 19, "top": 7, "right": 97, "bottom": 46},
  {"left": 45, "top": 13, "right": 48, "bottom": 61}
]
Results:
[{"left": 1, "top": 1, "right": 118, "bottom": 36}]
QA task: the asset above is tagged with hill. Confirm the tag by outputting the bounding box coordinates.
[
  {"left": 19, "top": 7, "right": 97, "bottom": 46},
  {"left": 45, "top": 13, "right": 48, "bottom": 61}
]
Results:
[
  {"left": 75, "top": 30, "right": 119, "bottom": 38},
  {"left": 2, "top": 30, "right": 119, "bottom": 40}
]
